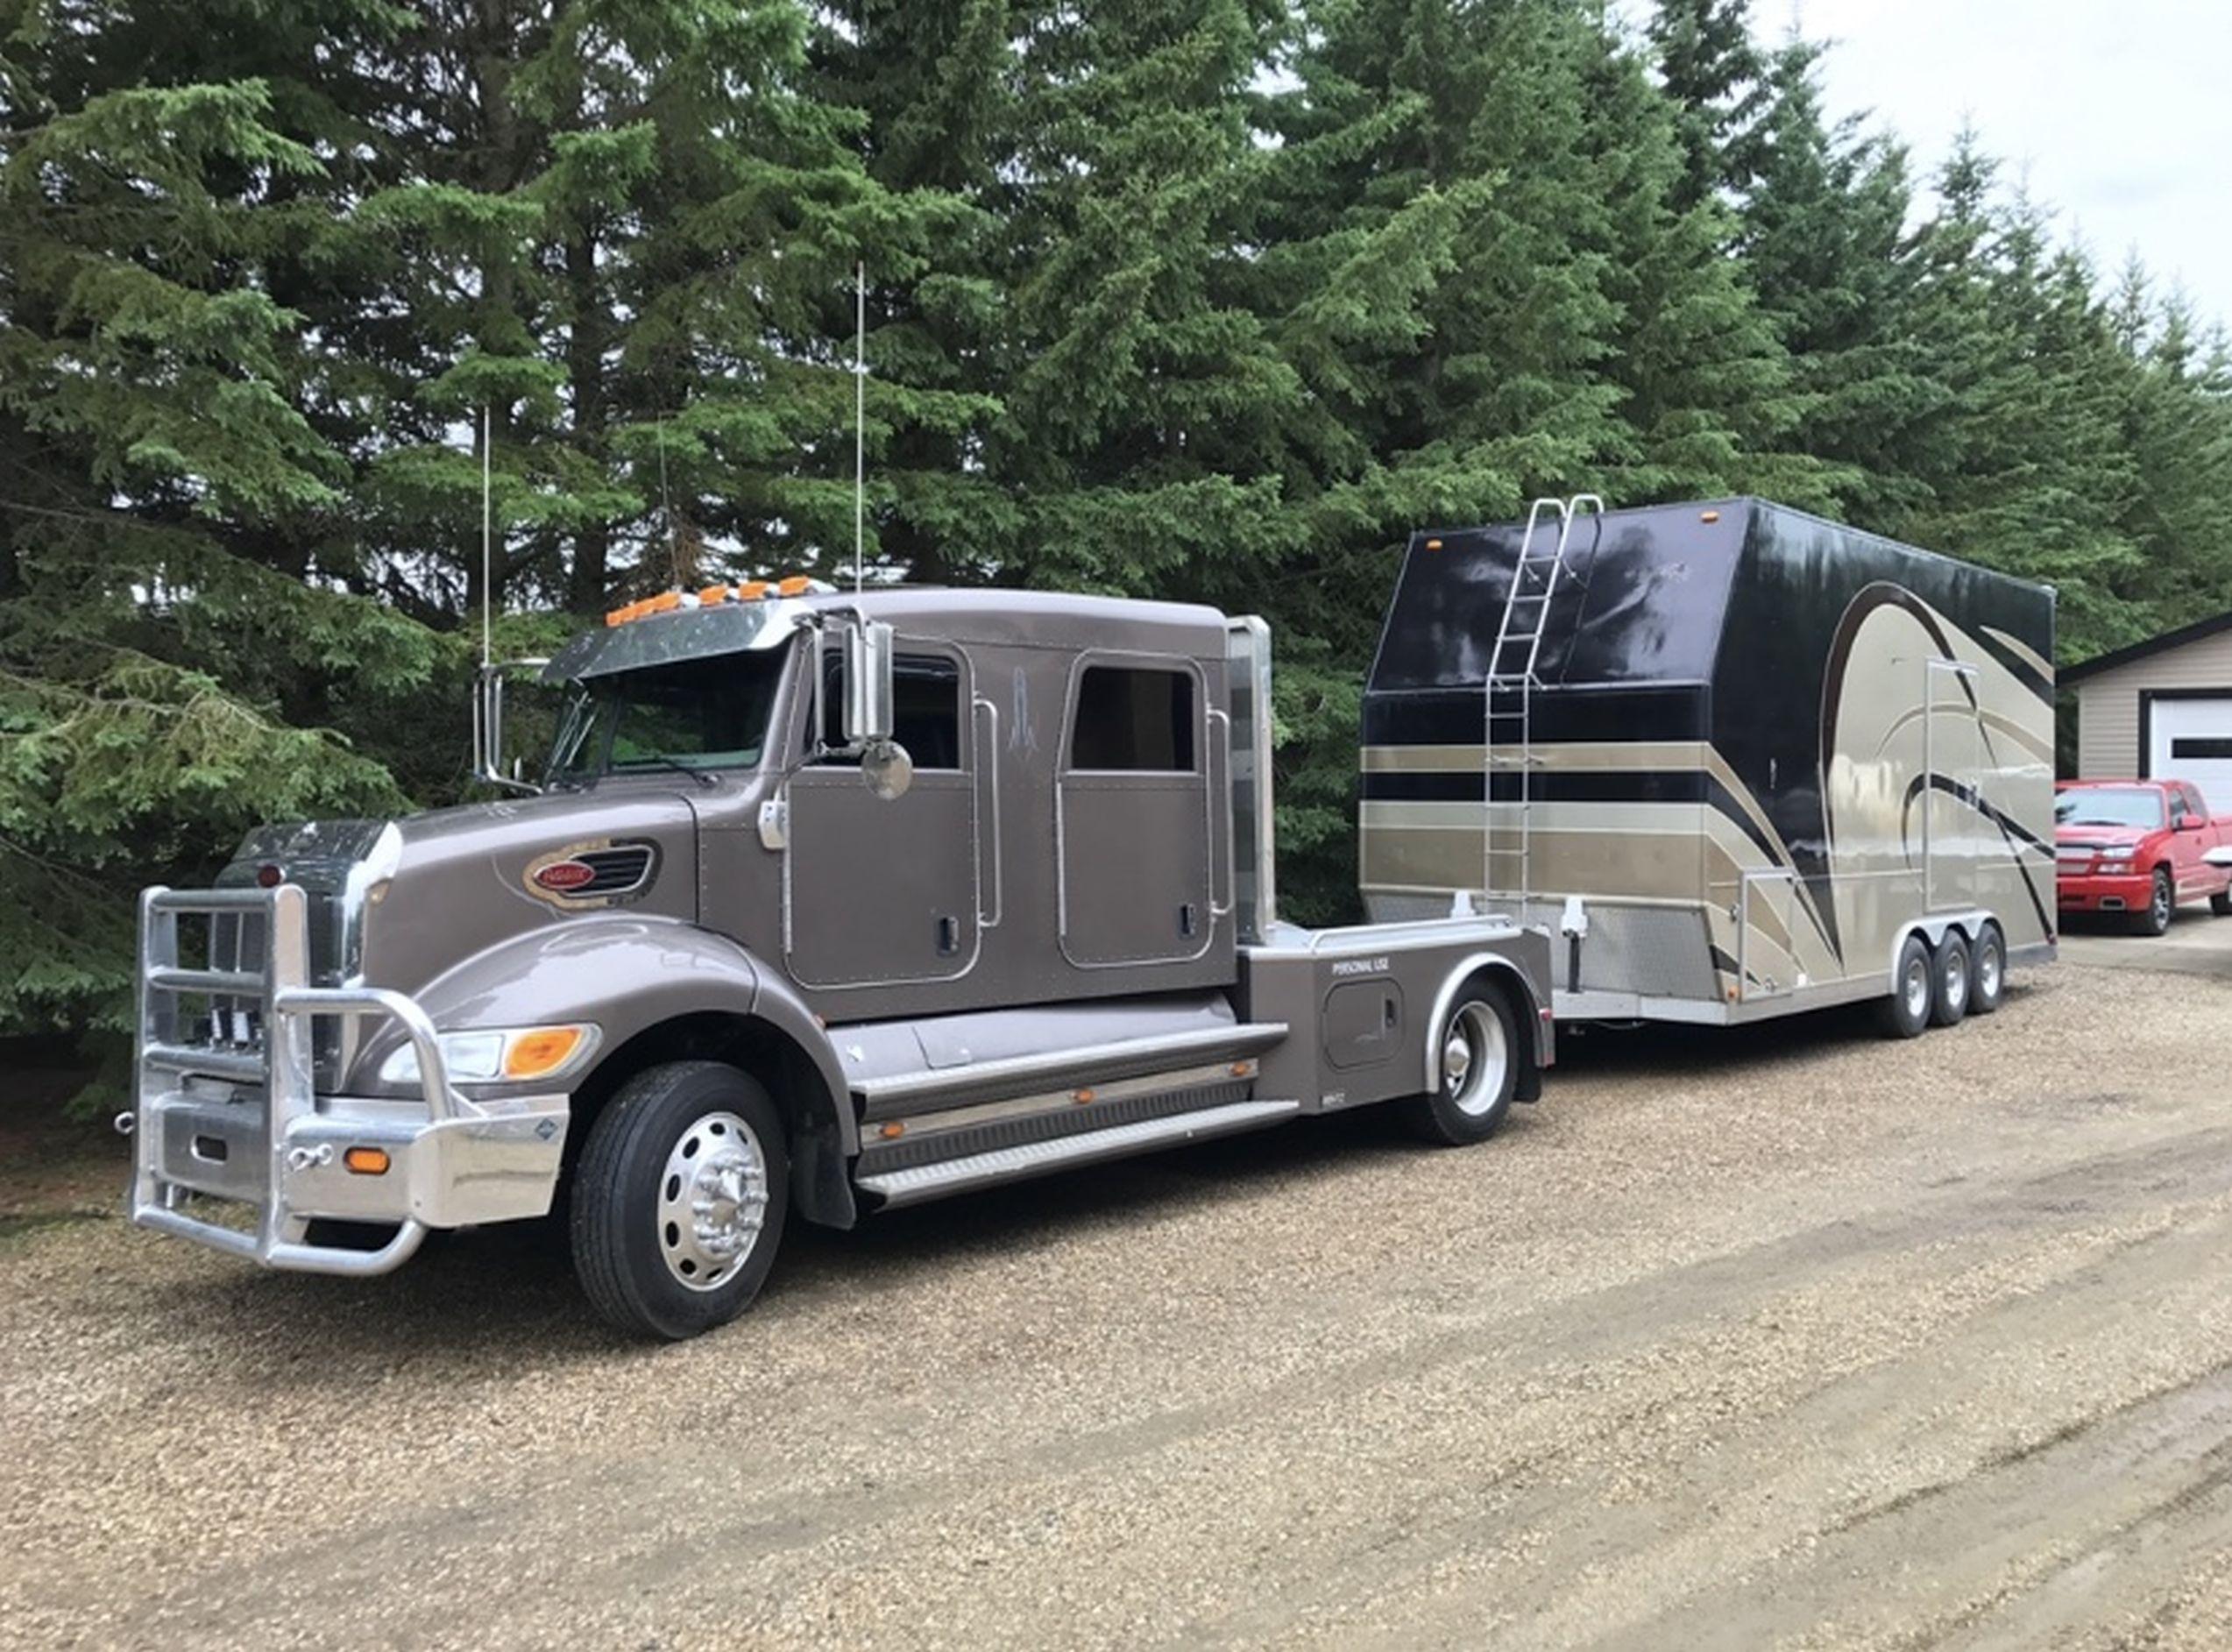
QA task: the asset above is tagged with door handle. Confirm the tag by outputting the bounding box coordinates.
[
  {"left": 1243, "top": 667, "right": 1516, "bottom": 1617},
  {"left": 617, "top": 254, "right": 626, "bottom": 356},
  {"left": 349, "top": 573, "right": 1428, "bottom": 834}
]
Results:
[{"left": 937, "top": 915, "right": 960, "bottom": 956}]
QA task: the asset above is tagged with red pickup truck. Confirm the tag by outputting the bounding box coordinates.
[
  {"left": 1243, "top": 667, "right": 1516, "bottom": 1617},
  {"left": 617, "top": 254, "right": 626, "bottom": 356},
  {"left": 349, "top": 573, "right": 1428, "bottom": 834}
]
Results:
[{"left": 2055, "top": 778, "right": 2232, "bottom": 935}]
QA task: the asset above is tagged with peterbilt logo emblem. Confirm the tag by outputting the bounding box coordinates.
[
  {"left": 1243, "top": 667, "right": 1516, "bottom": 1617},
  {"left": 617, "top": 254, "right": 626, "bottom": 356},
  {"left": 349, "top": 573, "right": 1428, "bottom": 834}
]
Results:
[{"left": 532, "top": 860, "right": 597, "bottom": 893}]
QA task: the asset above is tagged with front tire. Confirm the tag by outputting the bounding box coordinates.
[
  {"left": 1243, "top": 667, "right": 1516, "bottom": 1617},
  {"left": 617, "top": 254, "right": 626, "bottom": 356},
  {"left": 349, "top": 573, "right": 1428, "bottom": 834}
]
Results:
[
  {"left": 1929, "top": 932, "right": 1971, "bottom": 1026},
  {"left": 2211, "top": 889, "right": 2231, "bottom": 918},
  {"left": 1402, "top": 987, "right": 1520, "bottom": 1145},
  {"left": 2135, "top": 866, "right": 2174, "bottom": 936},
  {"left": 1876, "top": 933, "right": 1933, "bottom": 1039},
  {"left": 570, "top": 1061, "right": 789, "bottom": 1341},
  {"left": 1969, "top": 922, "right": 2007, "bottom": 1015}
]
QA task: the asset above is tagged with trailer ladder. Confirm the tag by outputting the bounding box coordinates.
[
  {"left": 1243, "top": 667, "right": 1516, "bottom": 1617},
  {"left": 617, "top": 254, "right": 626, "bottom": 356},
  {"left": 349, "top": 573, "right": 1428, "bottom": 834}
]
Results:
[{"left": 1482, "top": 494, "right": 1603, "bottom": 911}]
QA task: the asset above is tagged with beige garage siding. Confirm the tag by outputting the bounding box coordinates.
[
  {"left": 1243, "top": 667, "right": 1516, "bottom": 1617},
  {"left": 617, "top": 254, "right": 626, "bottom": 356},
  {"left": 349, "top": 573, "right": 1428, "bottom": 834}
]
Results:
[{"left": 2075, "top": 627, "right": 2232, "bottom": 778}]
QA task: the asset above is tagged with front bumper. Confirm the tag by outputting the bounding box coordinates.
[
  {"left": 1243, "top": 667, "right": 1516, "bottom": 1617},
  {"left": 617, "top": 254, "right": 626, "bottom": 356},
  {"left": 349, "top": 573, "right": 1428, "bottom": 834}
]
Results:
[
  {"left": 127, "top": 884, "right": 567, "bottom": 1277},
  {"left": 2057, "top": 868, "right": 2151, "bottom": 911}
]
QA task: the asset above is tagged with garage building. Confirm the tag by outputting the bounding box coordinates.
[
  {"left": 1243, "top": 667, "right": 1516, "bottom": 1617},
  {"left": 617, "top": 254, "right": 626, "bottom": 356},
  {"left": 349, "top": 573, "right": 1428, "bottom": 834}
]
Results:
[{"left": 2066, "top": 609, "right": 2232, "bottom": 813}]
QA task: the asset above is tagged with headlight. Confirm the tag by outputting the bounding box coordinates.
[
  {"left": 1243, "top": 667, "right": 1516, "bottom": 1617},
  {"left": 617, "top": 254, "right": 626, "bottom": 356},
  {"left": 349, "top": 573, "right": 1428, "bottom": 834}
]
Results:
[
  {"left": 2100, "top": 846, "right": 2136, "bottom": 862},
  {"left": 379, "top": 1024, "right": 599, "bottom": 1087}
]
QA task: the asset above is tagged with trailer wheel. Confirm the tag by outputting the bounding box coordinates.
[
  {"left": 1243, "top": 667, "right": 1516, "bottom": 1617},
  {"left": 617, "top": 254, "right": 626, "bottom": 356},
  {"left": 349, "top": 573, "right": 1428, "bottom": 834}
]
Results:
[
  {"left": 1968, "top": 922, "right": 2007, "bottom": 1015},
  {"left": 2135, "top": 867, "right": 2174, "bottom": 936},
  {"left": 570, "top": 1060, "right": 789, "bottom": 1341},
  {"left": 1929, "top": 932, "right": 1971, "bottom": 1027},
  {"left": 1403, "top": 987, "right": 1519, "bottom": 1146},
  {"left": 1875, "top": 933, "right": 1933, "bottom": 1039}
]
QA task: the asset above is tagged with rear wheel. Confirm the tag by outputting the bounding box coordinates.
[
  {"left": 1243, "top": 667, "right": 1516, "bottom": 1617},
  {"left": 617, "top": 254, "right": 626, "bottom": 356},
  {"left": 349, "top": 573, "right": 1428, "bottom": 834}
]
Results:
[
  {"left": 1968, "top": 921, "right": 2007, "bottom": 1015},
  {"left": 570, "top": 1060, "right": 789, "bottom": 1341},
  {"left": 1402, "top": 987, "right": 1519, "bottom": 1146},
  {"left": 1929, "top": 932, "right": 1971, "bottom": 1027},
  {"left": 2134, "top": 867, "right": 2174, "bottom": 936},
  {"left": 1875, "top": 933, "right": 1932, "bottom": 1039}
]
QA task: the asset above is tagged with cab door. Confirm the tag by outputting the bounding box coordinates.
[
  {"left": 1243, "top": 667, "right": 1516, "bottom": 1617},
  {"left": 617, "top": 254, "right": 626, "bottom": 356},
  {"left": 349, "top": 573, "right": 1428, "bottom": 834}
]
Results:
[
  {"left": 1056, "top": 656, "right": 1215, "bottom": 967},
  {"left": 783, "top": 643, "right": 981, "bottom": 989}
]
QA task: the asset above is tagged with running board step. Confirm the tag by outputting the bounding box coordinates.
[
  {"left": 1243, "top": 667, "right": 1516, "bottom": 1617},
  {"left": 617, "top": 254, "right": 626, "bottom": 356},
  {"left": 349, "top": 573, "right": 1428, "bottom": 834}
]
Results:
[{"left": 856, "top": 1099, "right": 1301, "bottom": 1209}]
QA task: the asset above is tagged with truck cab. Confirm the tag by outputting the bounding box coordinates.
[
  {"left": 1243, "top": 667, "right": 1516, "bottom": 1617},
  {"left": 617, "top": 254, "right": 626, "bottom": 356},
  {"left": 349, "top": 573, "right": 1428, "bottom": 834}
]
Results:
[{"left": 124, "top": 583, "right": 1551, "bottom": 1337}]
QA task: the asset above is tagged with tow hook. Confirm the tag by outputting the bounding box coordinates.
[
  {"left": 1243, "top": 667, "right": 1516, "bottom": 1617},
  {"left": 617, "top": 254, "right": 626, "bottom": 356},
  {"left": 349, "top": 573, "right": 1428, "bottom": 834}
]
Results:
[{"left": 286, "top": 1144, "right": 335, "bottom": 1173}]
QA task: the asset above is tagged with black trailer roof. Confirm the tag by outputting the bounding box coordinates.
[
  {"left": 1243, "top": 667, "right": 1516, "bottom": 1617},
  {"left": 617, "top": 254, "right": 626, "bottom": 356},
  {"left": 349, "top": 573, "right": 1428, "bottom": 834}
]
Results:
[{"left": 1369, "top": 497, "right": 2054, "bottom": 694}]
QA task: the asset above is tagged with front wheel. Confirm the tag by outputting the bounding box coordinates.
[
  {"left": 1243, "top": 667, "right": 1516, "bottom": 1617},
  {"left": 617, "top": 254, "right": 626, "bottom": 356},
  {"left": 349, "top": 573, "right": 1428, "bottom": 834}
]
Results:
[
  {"left": 1968, "top": 922, "right": 2007, "bottom": 1015},
  {"left": 1402, "top": 987, "right": 1520, "bottom": 1145},
  {"left": 570, "top": 1060, "right": 789, "bottom": 1341},
  {"left": 2135, "top": 867, "right": 2174, "bottom": 936},
  {"left": 2211, "top": 889, "right": 2231, "bottom": 918}
]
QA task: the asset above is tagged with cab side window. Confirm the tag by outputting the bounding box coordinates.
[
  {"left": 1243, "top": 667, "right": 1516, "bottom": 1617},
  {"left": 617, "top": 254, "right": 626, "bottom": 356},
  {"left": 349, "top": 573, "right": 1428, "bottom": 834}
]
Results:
[
  {"left": 1068, "top": 666, "right": 1196, "bottom": 772},
  {"left": 817, "top": 650, "right": 962, "bottom": 769}
]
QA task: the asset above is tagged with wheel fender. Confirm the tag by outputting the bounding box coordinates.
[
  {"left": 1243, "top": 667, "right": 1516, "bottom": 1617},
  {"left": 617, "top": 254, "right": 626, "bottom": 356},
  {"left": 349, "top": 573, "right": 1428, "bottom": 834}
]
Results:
[
  {"left": 1423, "top": 953, "right": 1548, "bottom": 1103},
  {"left": 349, "top": 914, "right": 858, "bottom": 1159}
]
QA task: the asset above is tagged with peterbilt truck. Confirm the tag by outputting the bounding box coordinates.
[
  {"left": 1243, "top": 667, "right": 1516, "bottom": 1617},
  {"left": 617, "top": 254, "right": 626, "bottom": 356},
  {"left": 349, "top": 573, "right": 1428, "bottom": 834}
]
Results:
[{"left": 125, "top": 583, "right": 1553, "bottom": 1338}]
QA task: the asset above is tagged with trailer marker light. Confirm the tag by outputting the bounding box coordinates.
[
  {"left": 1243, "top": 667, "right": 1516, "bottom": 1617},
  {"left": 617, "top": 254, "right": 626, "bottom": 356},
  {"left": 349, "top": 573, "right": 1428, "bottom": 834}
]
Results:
[
  {"left": 256, "top": 863, "right": 283, "bottom": 889},
  {"left": 1424, "top": 538, "right": 1443, "bottom": 551},
  {"left": 1230, "top": 1061, "right": 1256, "bottom": 1079},
  {"left": 1701, "top": 510, "right": 1721, "bottom": 523},
  {"left": 1073, "top": 1088, "right": 1095, "bottom": 1105},
  {"left": 880, "top": 1122, "right": 904, "bottom": 1140},
  {"left": 344, "top": 1147, "right": 390, "bottom": 1176}
]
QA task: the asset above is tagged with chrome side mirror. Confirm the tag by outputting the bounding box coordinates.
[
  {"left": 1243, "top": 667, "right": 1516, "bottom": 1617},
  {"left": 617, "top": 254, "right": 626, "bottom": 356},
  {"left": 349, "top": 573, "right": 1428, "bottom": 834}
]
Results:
[
  {"left": 472, "top": 658, "right": 549, "bottom": 795},
  {"left": 2205, "top": 846, "right": 2232, "bottom": 869},
  {"left": 842, "top": 620, "right": 896, "bottom": 747}
]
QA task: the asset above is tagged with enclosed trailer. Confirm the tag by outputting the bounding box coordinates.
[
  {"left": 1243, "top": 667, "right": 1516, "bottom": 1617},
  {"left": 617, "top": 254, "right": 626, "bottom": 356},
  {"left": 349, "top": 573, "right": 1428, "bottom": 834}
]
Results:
[{"left": 1359, "top": 497, "right": 2058, "bottom": 1031}]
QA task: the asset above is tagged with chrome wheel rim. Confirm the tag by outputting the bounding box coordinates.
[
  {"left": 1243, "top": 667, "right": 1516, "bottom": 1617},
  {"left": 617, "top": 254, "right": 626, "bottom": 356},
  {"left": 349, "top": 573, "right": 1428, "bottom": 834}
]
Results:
[
  {"left": 2154, "top": 877, "right": 2172, "bottom": 926},
  {"left": 656, "top": 1110, "right": 769, "bottom": 1293},
  {"left": 1904, "top": 957, "right": 1930, "bottom": 1020},
  {"left": 1944, "top": 947, "right": 1967, "bottom": 1013},
  {"left": 1443, "top": 1003, "right": 1507, "bottom": 1117},
  {"left": 1979, "top": 939, "right": 2002, "bottom": 1000}
]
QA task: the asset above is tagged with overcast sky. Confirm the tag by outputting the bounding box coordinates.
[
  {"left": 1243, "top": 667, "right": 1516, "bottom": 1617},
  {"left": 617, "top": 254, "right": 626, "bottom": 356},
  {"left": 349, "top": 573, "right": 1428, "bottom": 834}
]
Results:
[{"left": 1749, "top": 0, "right": 2232, "bottom": 332}]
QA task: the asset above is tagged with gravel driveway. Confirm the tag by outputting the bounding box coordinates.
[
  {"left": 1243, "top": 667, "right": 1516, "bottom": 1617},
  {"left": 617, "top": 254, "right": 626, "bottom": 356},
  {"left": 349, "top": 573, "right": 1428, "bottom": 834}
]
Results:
[{"left": 8, "top": 946, "right": 2232, "bottom": 1648}]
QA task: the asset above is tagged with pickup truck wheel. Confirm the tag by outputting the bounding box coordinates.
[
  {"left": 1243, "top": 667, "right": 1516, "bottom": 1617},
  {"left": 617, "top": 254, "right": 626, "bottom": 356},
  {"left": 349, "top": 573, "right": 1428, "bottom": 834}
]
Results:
[
  {"left": 1875, "top": 933, "right": 1932, "bottom": 1039},
  {"left": 2135, "top": 867, "right": 2174, "bottom": 936},
  {"left": 1968, "top": 922, "right": 2007, "bottom": 1015},
  {"left": 2211, "top": 890, "right": 2231, "bottom": 918},
  {"left": 1929, "top": 932, "right": 1971, "bottom": 1027},
  {"left": 1402, "top": 989, "right": 1518, "bottom": 1146},
  {"left": 570, "top": 1061, "right": 789, "bottom": 1341}
]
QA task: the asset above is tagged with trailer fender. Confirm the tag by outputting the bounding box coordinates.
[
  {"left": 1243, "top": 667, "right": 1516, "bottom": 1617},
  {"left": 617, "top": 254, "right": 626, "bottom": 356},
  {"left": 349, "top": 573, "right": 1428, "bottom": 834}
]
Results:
[{"left": 1423, "top": 952, "right": 1550, "bottom": 1103}]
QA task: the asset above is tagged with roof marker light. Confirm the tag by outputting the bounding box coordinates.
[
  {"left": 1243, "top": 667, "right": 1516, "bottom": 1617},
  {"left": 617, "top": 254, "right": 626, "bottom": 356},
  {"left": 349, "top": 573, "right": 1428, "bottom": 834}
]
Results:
[{"left": 1701, "top": 510, "right": 1721, "bottom": 523}]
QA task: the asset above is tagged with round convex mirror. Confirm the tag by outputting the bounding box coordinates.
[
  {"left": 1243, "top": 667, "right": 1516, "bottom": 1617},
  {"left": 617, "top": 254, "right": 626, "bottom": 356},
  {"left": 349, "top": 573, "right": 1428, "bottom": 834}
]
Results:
[{"left": 861, "top": 739, "right": 913, "bottom": 801}]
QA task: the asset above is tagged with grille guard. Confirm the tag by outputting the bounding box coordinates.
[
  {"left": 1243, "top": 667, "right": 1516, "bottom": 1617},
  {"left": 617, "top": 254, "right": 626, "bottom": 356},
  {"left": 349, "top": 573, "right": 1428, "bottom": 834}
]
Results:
[{"left": 127, "top": 884, "right": 504, "bottom": 1278}]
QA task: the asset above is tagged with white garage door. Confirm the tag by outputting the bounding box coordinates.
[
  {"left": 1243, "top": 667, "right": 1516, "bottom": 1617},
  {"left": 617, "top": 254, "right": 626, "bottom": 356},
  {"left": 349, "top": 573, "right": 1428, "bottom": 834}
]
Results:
[{"left": 2151, "top": 695, "right": 2232, "bottom": 815}]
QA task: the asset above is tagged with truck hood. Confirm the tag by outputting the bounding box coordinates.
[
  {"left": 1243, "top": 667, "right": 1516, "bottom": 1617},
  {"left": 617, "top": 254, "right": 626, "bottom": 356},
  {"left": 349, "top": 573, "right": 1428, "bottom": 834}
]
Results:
[
  {"left": 2053, "top": 823, "right": 2151, "bottom": 848},
  {"left": 361, "top": 785, "right": 704, "bottom": 994}
]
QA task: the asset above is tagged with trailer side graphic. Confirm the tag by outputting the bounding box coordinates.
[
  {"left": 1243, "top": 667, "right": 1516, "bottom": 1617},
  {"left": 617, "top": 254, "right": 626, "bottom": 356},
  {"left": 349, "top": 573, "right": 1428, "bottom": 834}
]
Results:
[{"left": 1361, "top": 498, "right": 2057, "bottom": 1024}]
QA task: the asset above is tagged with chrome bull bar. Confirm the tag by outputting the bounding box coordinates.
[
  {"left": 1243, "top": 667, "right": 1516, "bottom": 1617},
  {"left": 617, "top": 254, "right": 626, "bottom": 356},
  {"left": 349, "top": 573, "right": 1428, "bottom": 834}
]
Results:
[{"left": 128, "top": 883, "right": 461, "bottom": 1277}]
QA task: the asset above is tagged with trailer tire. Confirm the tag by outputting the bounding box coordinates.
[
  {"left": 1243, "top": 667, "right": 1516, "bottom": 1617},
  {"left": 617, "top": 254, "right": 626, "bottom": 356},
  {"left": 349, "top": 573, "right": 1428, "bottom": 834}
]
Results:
[
  {"left": 1402, "top": 987, "right": 1520, "bottom": 1146},
  {"left": 1875, "top": 934, "right": 1933, "bottom": 1039},
  {"left": 1968, "top": 922, "right": 2007, "bottom": 1015},
  {"left": 1929, "top": 932, "right": 1971, "bottom": 1027},
  {"left": 2135, "top": 867, "right": 2174, "bottom": 936},
  {"left": 570, "top": 1060, "right": 789, "bottom": 1342}
]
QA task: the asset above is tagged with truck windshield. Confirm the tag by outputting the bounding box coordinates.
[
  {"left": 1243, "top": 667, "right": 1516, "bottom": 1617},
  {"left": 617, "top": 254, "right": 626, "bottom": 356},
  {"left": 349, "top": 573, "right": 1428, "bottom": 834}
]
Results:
[
  {"left": 2055, "top": 787, "right": 2165, "bottom": 830},
  {"left": 546, "top": 650, "right": 787, "bottom": 784}
]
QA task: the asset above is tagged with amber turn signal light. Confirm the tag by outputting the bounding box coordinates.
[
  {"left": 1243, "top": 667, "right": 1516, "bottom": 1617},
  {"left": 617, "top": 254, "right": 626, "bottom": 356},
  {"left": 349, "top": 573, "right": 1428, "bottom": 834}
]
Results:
[
  {"left": 503, "top": 1026, "right": 587, "bottom": 1081},
  {"left": 344, "top": 1146, "right": 390, "bottom": 1176}
]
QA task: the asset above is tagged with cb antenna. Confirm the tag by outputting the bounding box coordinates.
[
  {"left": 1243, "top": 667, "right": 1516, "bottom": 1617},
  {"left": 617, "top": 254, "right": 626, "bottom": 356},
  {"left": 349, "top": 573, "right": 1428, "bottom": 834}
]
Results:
[{"left": 854, "top": 259, "right": 865, "bottom": 594}]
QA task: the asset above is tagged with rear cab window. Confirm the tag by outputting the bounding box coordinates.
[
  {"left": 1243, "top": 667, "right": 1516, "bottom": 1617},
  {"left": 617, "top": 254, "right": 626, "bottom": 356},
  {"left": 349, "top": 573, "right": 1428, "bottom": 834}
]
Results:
[{"left": 1068, "top": 665, "right": 1197, "bottom": 772}]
